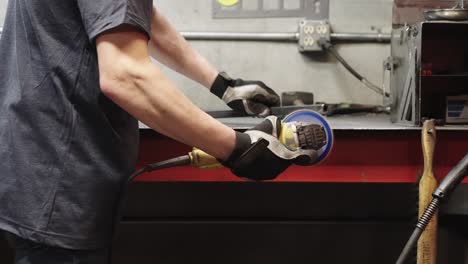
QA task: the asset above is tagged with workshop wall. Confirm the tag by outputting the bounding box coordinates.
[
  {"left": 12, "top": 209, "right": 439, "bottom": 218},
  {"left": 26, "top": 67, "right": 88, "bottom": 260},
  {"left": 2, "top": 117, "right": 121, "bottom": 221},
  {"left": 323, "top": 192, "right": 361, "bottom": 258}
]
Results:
[
  {"left": 0, "top": 1, "right": 5, "bottom": 29},
  {"left": 0, "top": 0, "right": 393, "bottom": 110},
  {"left": 153, "top": 0, "right": 393, "bottom": 110}
]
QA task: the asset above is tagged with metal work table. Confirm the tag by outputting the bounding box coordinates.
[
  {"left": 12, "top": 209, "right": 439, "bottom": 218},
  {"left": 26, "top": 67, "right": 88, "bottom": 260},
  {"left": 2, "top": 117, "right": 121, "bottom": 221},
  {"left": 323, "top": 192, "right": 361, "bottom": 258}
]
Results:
[
  {"left": 136, "top": 113, "right": 467, "bottom": 184},
  {"left": 139, "top": 113, "right": 468, "bottom": 131},
  {"left": 218, "top": 114, "right": 468, "bottom": 131}
]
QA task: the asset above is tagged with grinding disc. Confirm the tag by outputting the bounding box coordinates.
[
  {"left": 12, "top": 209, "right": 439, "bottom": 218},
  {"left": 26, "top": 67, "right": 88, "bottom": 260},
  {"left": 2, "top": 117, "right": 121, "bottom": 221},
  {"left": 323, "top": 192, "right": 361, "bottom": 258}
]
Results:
[{"left": 283, "top": 109, "right": 334, "bottom": 165}]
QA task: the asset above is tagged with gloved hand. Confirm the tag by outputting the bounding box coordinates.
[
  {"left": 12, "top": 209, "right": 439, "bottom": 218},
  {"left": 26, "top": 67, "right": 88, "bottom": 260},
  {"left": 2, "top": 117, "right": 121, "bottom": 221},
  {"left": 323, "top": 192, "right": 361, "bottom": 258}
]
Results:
[
  {"left": 210, "top": 72, "right": 280, "bottom": 117},
  {"left": 222, "top": 116, "right": 318, "bottom": 181}
]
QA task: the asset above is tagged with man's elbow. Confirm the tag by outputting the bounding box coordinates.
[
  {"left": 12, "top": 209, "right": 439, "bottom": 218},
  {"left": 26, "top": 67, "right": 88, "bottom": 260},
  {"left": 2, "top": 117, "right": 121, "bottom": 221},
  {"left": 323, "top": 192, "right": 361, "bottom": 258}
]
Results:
[
  {"left": 99, "top": 70, "right": 123, "bottom": 99},
  {"left": 98, "top": 62, "right": 144, "bottom": 100},
  {"left": 98, "top": 60, "right": 165, "bottom": 102}
]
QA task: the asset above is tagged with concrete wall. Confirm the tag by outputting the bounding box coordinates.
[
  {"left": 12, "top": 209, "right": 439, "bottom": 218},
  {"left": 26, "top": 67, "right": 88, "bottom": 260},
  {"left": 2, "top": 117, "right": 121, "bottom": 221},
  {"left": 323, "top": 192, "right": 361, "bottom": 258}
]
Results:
[
  {"left": 153, "top": 0, "right": 393, "bottom": 110},
  {"left": 0, "top": 1, "right": 5, "bottom": 29},
  {"left": 0, "top": 0, "right": 393, "bottom": 111}
]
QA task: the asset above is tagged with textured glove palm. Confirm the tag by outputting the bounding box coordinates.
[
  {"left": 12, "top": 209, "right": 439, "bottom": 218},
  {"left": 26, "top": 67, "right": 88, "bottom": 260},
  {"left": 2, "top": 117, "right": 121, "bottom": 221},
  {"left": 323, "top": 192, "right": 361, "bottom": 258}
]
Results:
[
  {"left": 211, "top": 72, "right": 280, "bottom": 117},
  {"left": 223, "top": 117, "right": 318, "bottom": 181}
]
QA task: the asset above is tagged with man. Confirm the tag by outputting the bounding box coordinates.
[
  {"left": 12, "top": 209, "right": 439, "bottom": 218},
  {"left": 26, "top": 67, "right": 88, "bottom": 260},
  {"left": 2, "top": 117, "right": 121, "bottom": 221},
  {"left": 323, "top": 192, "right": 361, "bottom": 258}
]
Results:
[{"left": 0, "top": 1, "right": 314, "bottom": 263}]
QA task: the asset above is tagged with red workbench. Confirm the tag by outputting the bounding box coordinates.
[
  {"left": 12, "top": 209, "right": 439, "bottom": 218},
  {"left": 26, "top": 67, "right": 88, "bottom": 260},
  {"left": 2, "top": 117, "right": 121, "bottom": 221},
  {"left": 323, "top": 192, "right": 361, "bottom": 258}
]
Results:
[
  {"left": 136, "top": 127, "right": 467, "bottom": 183},
  {"left": 119, "top": 116, "right": 468, "bottom": 264}
]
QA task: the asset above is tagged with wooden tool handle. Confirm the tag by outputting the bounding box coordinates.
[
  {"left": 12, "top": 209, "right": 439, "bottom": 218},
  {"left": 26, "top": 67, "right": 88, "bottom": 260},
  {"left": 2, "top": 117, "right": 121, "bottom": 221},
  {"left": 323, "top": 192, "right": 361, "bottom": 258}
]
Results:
[{"left": 417, "top": 120, "right": 438, "bottom": 264}]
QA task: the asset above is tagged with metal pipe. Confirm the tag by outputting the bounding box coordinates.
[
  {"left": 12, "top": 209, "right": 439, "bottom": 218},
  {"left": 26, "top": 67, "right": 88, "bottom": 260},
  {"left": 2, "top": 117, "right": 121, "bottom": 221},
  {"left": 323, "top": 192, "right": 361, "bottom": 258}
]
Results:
[
  {"left": 331, "top": 32, "right": 391, "bottom": 43},
  {"left": 181, "top": 31, "right": 299, "bottom": 42},
  {"left": 0, "top": 27, "right": 391, "bottom": 43},
  {"left": 181, "top": 31, "right": 391, "bottom": 43}
]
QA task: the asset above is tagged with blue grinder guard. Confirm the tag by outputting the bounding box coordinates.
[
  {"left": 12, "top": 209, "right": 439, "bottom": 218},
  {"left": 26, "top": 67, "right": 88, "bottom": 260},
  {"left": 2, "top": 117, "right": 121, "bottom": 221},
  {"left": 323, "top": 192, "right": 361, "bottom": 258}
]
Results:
[{"left": 283, "top": 110, "right": 334, "bottom": 165}]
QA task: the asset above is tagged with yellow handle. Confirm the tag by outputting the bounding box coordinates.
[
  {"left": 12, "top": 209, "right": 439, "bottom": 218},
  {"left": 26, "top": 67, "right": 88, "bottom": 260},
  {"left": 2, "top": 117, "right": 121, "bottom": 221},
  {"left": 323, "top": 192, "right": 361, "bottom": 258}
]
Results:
[
  {"left": 189, "top": 148, "right": 223, "bottom": 169},
  {"left": 417, "top": 120, "right": 438, "bottom": 264}
]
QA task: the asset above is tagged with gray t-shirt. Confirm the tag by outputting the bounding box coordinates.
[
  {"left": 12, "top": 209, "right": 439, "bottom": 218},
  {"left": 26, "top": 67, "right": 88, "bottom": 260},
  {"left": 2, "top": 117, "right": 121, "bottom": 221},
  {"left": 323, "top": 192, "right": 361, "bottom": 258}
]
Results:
[{"left": 0, "top": 0, "right": 152, "bottom": 249}]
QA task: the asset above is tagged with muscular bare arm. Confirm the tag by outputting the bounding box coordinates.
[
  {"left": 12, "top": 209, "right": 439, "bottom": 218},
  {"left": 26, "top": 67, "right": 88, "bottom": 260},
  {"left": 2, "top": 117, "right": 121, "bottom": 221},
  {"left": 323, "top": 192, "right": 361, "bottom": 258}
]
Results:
[
  {"left": 148, "top": 7, "right": 219, "bottom": 89},
  {"left": 96, "top": 26, "right": 235, "bottom": 160}
]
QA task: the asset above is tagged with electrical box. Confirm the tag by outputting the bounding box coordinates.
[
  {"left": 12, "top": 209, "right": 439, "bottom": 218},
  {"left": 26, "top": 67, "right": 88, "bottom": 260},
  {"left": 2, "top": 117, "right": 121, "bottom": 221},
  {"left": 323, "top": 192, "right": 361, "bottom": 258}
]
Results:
[{"left": 298, "top": 20, "right": 330, "bottom": 52}]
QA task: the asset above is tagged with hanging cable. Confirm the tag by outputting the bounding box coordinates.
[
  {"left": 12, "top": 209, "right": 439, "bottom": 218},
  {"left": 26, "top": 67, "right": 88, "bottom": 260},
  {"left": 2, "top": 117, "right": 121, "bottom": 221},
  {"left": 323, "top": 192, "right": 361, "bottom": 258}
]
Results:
[
  {"left": 395, "top": 154, "right": 468, "bottom": 264},
  {"left": 318, "top": 39, "right": 390, "bottom": 98},
  {"left": 127, "top": 155, "right": 191, "bottom": 182}
]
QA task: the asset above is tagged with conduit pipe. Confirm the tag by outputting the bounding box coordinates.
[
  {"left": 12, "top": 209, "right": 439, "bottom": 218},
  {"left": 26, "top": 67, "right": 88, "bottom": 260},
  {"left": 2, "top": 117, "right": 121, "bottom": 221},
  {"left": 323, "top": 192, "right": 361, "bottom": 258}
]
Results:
[
  {"left": 180, "top": 31, "right": 391, "bottom": 43},
  {"left": 0, "top": 27, "right": 390, "bottom": 43}
]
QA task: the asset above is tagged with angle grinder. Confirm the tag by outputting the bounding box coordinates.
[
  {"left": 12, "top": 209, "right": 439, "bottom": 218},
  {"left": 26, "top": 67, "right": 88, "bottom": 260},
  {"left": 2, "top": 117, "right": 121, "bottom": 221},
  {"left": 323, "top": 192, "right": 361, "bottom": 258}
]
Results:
[
  {"left": 129, "top": 110, "right": 334, "bottom": 180},
  {"left": 282, "top": 109, "right": 334, "bottom": 164}
]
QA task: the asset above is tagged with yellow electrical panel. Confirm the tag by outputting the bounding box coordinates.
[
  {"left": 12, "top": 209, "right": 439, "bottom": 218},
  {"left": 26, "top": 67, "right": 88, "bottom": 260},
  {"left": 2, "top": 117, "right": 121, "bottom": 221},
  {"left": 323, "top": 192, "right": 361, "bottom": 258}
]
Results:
[{"left": 217, "top": 0, "right": 239, "bottom": 7}]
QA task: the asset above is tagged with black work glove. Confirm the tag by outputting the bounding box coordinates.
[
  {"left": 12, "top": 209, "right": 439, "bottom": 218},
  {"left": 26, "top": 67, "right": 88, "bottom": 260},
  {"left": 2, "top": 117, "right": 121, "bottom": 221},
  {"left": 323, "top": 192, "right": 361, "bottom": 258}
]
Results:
[
  {"left": 222, "top": 116, "right": 318, "bottom": 181},
  {"left": 210, "top": 72, "right": 280, "bottom": 117}
]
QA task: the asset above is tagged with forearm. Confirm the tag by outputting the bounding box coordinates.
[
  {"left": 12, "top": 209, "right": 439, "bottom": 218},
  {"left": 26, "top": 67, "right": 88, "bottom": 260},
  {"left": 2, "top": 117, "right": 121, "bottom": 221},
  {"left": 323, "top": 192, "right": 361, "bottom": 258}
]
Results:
[
  {"left": 148, "top": 7, "right": 218, "bottom": 89},
  {"left": 100, "top": 59, "right": 235, "bottom": 160}
]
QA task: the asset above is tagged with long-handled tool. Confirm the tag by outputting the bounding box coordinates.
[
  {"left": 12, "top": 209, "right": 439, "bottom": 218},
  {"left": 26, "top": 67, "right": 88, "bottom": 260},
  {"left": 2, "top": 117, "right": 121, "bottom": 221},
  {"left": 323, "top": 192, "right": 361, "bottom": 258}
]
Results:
[
  {"left": 129, "top": 109, "right": 334, "bottom": 181},
  {"left": 207, "top": 103, "right": 389, "bottom": 119},
  {"left": 396, "top": 153, "right": 468, "bottom": 264},
  {"left": 417, "top": 120, "right": 438, "bottom": 264}
]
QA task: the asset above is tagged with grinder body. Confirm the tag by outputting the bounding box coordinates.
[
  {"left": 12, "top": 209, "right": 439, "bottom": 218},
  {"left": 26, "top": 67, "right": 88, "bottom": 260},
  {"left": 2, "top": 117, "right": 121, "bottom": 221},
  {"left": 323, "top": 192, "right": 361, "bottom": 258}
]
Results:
[{"left": 282, "top": 109, "right": 334, "bottom": 165}]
